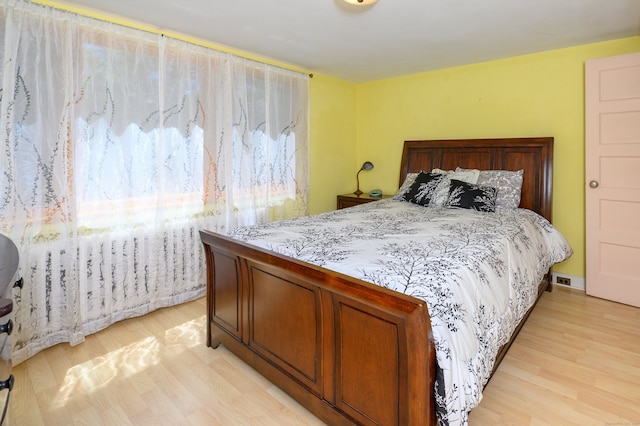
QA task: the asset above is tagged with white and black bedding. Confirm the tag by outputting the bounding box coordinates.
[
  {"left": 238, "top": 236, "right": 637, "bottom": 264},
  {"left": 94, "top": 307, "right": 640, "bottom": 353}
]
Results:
[{"left": 225, "top": 198, "right": 573, "bottom": 425}]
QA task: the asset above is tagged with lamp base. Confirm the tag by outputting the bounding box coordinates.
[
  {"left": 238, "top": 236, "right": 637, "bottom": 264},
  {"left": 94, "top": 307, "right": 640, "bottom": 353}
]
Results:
[{"left": 353, "top": 189, "right": 363, "bottom": 196}]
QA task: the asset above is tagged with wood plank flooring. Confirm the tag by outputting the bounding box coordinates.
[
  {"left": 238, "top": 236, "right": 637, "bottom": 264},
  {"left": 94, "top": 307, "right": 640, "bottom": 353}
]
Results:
[{"left": 9, "top": 286, "right": 640, "bottom": 425}]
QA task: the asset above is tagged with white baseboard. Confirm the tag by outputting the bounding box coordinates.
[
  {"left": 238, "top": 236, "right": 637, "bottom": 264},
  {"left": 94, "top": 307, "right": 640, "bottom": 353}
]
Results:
[{"left": 551, "top": 272, "right": 585, "bottom": 291}]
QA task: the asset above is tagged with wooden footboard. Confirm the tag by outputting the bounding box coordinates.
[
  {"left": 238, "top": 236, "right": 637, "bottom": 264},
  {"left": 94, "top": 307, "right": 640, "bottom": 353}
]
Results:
[
  {"left": 200, "top": 230, "right": 438, "bottom": 426},
  {"left": 200, "top": 137, "right": 556, "bottom": 425}
]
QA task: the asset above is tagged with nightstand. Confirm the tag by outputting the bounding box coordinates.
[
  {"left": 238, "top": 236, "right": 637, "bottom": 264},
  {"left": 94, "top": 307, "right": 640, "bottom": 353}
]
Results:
[{"left": 337, "top": 193, "right": 392, "bottom": 209}]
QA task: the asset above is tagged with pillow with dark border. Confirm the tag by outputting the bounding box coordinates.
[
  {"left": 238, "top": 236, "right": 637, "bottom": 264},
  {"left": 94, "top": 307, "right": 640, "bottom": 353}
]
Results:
[
  {"left": 445, "top": 179, "right": 497, "bottom": 212},
  {"left": 402, "top": 172, "right": 445, "bottom": 206}
]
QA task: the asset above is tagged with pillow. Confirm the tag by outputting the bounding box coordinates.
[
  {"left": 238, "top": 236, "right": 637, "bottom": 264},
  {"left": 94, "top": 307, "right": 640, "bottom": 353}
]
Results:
[
  {"left": 445, "top": 179, "right": 497, "bottom": 212},
  {"left": 430, "top": 168, "right": 480, "bottom": 206},
  {"left": 401, "top": 172, "right": 445, "bottom": 206},
  {"left": 456, "top": 168, "right": 524, "bottom": 210},
  {"left": 393, "top": 172, "right": 420, "bottom": 200}
]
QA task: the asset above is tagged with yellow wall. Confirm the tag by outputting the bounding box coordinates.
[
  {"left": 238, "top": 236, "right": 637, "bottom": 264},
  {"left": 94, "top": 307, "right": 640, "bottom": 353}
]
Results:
[
  {"left": 308, "top": 75, "right": 358, "bottom": 214},
  {"left": 349, "top": 36, "right": 640, "bottom": 278}
]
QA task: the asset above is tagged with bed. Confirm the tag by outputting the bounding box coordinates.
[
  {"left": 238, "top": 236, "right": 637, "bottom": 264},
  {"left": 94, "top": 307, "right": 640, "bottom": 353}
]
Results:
[{"left": 199, "top": 137, "right": 572, "bottom": 425}]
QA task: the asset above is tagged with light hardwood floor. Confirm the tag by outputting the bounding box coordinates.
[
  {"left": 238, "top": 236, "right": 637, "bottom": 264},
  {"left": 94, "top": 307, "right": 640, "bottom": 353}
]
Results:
[{"left": 9, "top": 286, "right": 640, "bottom": 425}]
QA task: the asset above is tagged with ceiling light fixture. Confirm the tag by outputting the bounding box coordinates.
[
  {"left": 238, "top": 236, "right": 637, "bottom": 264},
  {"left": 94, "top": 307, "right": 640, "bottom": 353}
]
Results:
[{"left": 343, "top": 0, "right": 378, "bottom": 5}]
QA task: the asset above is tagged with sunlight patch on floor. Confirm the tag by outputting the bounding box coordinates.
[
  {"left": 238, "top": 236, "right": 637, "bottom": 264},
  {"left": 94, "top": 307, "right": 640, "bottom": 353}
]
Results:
[
  {"left": 51, "top": 314, "right": 206, "bottom": 408},
  {"left": 164, "top": 315, "right": 206, "bottom": 349}
]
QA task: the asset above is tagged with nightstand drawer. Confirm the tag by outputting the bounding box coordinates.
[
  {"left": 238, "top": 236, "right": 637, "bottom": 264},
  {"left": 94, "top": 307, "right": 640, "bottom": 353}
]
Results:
[{"left": 337, "top": 194, "right": 392, "bottom": 209}]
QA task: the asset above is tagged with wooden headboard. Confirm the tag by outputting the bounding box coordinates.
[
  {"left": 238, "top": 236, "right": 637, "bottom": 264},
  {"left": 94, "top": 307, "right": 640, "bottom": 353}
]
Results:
[{"left": 399, "top": 137, "right": 554, "bottom": 222}]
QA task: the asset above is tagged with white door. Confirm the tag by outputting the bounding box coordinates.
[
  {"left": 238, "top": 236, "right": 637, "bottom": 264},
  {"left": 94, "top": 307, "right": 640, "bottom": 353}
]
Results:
[{"left": 585, "top": 52, "right": 640, "bottom": 307}]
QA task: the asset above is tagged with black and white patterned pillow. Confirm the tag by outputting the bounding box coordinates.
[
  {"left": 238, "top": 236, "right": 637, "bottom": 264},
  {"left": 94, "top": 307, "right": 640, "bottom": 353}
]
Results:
[
  {"left": 402, "top": 172, "right": 445, "bottom": 206},
  {"left": 456, "top": 168, "right": 523, "bottom": 210},
  {"left": 393, "top": 172, "right": 420, "bottom": 200},
  {"left": 445, "top": 179, "right": 497, "bottom": 212},
  {"left": 430, "top": 168, "right": 480, "bottom": 207}
]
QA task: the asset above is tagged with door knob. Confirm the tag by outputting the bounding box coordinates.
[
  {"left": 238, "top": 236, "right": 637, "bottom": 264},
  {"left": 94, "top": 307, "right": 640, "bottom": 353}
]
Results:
[{"left": 589, "top": 180, "right": 599, "bottom": 188}]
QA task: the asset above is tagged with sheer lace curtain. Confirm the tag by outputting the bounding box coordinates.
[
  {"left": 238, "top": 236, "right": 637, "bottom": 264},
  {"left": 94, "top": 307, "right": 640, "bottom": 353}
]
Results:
[{"left": 0, "top": 0, "right": 309, "bottom": 364}]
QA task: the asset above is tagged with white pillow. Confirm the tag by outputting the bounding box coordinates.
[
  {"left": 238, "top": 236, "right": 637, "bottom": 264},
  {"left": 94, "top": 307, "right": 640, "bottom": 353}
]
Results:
[{"left": 430, "top": 168, "right": 480, "bottom": 206}]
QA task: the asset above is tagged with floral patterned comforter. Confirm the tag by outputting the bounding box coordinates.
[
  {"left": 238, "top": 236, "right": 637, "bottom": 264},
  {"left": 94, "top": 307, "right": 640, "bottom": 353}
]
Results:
[{"left": 226, "top": 198, "right": 573, "bottom": 426}]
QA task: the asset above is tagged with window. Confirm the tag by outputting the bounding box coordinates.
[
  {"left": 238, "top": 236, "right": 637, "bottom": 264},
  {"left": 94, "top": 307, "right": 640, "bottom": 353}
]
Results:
[{"left": 0, "top": 1, "right": 309, "bottom": 365}]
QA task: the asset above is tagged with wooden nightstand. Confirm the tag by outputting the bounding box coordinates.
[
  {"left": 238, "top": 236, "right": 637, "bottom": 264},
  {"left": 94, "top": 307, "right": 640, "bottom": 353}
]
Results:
[{"left": 337, "top": 193, "right": 392, "bottom": 209}]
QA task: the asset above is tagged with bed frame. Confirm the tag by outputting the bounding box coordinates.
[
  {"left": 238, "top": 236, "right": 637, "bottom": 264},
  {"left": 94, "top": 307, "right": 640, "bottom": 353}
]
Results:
[{"left": 200, "top": 137, "right": 554, "bottom": 426}]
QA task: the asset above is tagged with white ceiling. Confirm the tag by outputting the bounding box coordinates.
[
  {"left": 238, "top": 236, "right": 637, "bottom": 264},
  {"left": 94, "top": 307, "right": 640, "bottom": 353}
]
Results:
[{"left": 60, "top": 0, "right": 640, "bottom": 83}]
